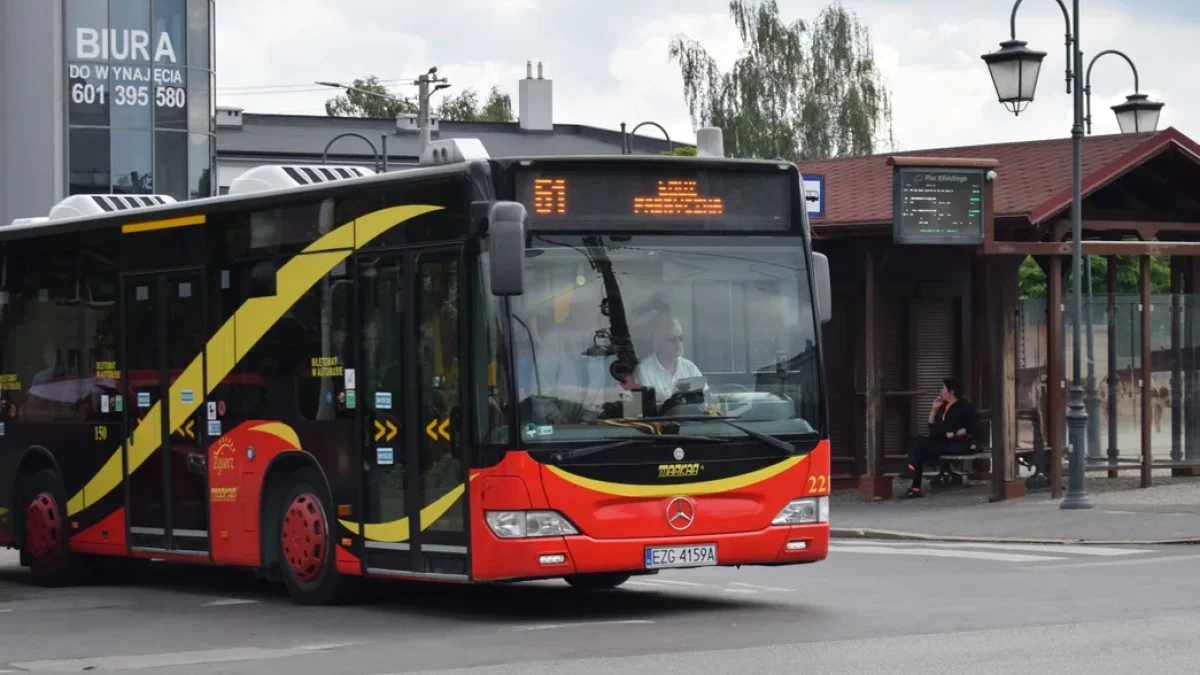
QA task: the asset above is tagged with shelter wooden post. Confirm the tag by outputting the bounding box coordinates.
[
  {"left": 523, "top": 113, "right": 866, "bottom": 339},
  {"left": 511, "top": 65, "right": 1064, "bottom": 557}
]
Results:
[
  {"left": 860, "top": 248, "right": 891, "bottom": 501},
  {"left": 987, "top": 257, "right": 1023, "bottom": 501},
  {"left": 1171, "top": 260, "right": 1183, "bottom": 464},
  {"left": 1140, "top": 255, "right": 1153, "bottom": 488},
  {"left": 1047, "top": 255, "right": 1064, "bottom": 498},
  {"left": 1107, "top": 260, "right": 1120, "bottom": 478},
  {"left": 1180, "top": 257, "right": 1200, "bottom": 476}
]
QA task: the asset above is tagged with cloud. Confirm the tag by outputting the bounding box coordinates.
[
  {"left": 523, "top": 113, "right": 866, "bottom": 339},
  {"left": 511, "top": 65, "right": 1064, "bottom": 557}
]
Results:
[{"left": 213, "top": 0, "right": 1197, "bottom": 151}]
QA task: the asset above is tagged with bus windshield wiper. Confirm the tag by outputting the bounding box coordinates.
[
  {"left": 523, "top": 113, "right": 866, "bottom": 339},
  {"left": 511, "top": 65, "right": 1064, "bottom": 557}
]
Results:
[
  {"left": 632, "top": 415, "right": 797, "bottom": 456},
  {"left": 550, "top": 433, "right": 726, "bottom": 464}
]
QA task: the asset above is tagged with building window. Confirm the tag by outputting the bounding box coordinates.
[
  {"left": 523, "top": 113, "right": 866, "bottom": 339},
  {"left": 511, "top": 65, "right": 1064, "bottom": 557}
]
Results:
[
  {"left": 69, "top": 128, "right": 111, "bottom": 195},
  {"left": 109, "top": 129, "right": 154, "bottom": 194}
]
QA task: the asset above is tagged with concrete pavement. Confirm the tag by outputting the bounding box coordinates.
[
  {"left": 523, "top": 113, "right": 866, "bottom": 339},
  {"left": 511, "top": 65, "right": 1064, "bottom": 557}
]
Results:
[
  {"left": 832, "top": 474, "right": 1200, "bottom": 544},
  {"left": 3, "top": 541, "right": 1200, "bottom": 673}
]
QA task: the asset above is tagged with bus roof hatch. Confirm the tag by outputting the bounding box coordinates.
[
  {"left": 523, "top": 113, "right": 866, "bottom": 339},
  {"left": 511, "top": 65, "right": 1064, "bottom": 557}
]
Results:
[
  {"left": 47, "top": 194, "right": 178, "bottom": 222},
  {"left": 227, "top": 164, "right": 376, "bottom": 196}
]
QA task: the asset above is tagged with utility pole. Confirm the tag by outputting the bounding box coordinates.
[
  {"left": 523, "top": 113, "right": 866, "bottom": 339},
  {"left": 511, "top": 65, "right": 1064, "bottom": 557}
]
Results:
[{"left": 416, "top": 67, "right": 451, "bottom": 155}]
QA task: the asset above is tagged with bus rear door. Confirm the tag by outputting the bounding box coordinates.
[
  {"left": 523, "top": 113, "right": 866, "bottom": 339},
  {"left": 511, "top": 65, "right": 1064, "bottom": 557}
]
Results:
[{"left": 121, "top": 269, "right": 210, "bottom": 556}]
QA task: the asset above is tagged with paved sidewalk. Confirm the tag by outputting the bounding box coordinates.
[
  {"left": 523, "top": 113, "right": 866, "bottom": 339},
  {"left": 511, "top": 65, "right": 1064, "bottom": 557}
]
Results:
[{"left": 830, "top": 474, "right": 1200, "bottom": 544}]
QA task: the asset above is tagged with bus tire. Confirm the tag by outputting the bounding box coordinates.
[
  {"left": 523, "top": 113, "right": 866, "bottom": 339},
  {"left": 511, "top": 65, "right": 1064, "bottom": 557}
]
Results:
[
  {"left": 564, "top": 572, "right": 631, "bottom": 590},
  {"left": 276, "top": 467, "right": 353, "bottom": 605},
  {"left": 20, "top": 469, "right": 79, "bottom": 587}
]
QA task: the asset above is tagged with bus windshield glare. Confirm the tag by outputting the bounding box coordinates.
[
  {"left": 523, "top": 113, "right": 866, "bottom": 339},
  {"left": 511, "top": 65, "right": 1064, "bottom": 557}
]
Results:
[{"left": 510, "top": 234, "right": 823, "bottom": 448}]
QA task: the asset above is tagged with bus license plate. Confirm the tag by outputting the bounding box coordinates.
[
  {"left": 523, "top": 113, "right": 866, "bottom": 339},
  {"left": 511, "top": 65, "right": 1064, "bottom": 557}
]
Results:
[{"left": 644, "top": 544, "right": 717, "bottom": 569}]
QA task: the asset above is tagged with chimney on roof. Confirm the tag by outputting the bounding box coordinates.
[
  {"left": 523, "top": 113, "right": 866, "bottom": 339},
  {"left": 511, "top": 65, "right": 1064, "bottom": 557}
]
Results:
[
  {"left": 519, "top": 60, "right": 553, "bottom": 132},
  {"left": 216, "top": 105, "right": 244, "bottom": 130}
]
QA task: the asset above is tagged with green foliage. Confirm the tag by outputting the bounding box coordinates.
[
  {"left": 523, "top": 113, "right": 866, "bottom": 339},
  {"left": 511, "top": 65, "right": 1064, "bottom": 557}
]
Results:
[
  {"left": 437, "top": 86, "right": 515, "bottom": 122},
  {"left": 661, "top": 146, "right": 698, "bottom": 156},
  {"left": 1018, "top": 255, "right": 1173, "bottom": 300},
  {"left": 324, "top": 75, "right": 416, "bottom": 118},
  {"left": 668, "top": 0, "right": 894, "bottom": 160}
]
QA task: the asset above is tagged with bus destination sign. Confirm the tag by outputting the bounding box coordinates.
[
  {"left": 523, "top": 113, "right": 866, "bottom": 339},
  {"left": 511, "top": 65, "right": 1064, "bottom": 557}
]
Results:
[
  {"left": 892, "top": 167, "right": 986, "bottom": 244},
  {"left": 514, "top": 168, "right": 793, "bottom": 231}
]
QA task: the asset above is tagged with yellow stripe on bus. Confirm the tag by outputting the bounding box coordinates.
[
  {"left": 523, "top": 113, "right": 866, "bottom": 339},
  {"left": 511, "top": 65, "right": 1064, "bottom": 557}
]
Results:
[
  {"left": 67, "top": 204, "right": 443, "bottom": 517},
  {"left": 544, "top": 455, "right": 807, "bottom": 498},
  {"left": 338, "top": 476, "right": 478, "bottom": 543},
  {"left": 121, "top": 214, "right": 206, "bottom": 234}
]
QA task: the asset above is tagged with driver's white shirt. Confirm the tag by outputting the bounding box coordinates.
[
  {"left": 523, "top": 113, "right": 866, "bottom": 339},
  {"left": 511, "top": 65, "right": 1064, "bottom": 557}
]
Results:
[{"left": 633, "top": 353, "right": 703, "bottom": 401}]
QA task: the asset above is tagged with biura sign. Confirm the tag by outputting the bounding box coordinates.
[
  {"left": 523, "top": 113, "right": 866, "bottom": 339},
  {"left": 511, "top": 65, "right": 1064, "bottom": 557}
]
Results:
[
  {"left": 68, "top": 28, "right": 187, "bottom": 110},
  {"left": 74, "top": 28, "right": 178, "bottom": 63}
]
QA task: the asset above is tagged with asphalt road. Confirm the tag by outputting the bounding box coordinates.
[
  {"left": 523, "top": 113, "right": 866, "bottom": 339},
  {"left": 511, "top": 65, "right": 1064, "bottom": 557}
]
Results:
[{"left": 2, "top": 540, "right": 1199, "bottom": 674}]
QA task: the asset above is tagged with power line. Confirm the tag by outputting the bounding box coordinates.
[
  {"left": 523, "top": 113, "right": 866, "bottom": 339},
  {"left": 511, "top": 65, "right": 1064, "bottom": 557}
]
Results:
[{"left": 216, "top": 77, "right": 420, "bottom": 93}]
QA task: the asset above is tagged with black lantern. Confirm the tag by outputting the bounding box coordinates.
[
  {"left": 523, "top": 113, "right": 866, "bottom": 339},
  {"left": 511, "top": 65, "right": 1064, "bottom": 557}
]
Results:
[
  {"left": 1111, "top": 93, "right": 1164, "bottom": 134},
  {"left": 981, "top": 39, "right": 1048, "bottom": 115}
]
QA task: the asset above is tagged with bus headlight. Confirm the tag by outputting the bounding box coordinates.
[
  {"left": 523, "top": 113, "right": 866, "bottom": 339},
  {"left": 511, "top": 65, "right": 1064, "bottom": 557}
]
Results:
[
  {"left": 771, "top": 497, "right": 829, "bottom": 525},
  {"left": 485, "top": 510, "right": 579, "bottom": 538}
]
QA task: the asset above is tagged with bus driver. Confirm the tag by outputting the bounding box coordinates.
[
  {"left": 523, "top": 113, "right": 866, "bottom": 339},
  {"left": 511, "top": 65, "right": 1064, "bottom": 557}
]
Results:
[{"left": 633, "top": 312, "right": 703, "bottom": 406}]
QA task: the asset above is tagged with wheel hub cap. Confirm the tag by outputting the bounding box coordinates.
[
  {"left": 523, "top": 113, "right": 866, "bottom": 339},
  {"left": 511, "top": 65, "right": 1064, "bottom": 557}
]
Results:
[
  {"left": 25, "top": 492, "right": 59, "bottom": 560},
  {"left": 281, "top": 494, "right": 325, "bottom": 583}
]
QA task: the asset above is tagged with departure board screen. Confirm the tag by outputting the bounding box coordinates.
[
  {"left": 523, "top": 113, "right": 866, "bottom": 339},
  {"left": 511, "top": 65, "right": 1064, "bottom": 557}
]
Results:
[
  {"left": 892, "top": 167, "right": 987, "bottom": 244},
  {"left": 514, "top": 168, "right": 793, "bottom": 230}
]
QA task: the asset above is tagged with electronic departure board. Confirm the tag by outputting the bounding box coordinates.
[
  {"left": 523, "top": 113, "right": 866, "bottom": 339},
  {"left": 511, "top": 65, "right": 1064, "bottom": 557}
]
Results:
[
  {"left": 892, "top": 167, "right": 987, "bottom": 244},
  {"left": 513, "top": 168, "right": 793, "bottom": 230}
]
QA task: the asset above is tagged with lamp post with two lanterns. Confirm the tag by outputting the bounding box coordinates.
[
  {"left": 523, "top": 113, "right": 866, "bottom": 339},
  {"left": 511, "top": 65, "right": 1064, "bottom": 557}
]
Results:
[{"left": 980, "top": 0, "right": 1164, "bottom": 509}]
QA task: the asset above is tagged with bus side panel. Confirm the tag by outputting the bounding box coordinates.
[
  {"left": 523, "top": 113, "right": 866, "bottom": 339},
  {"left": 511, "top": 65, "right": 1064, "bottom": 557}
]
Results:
[
  {"left": 0, "top": 231, "right": 127, "bottom": 553},
  {"left": 0, "top": 439, "right": 17, "bottom": 547}
]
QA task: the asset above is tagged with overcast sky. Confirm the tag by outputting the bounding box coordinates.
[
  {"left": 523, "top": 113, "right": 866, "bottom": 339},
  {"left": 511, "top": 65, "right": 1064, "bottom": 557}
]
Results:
[{"left": 213, "top": 0, "right": 1198, "bottom": 153}]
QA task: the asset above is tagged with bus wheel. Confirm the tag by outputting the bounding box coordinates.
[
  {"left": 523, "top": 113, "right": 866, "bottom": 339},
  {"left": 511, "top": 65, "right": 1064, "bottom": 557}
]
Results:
[
  {"left": 564, "top": 573, "right": 631, "bottom": 590},
  {"left": 21, "top": 469, "right": 78, "bottom": 587},
  {"left": 277, "top": 468, "right": 351, "bottom": 605}
]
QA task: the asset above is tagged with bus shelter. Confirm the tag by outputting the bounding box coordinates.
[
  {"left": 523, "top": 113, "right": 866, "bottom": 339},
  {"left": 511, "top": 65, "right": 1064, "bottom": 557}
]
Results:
[{"left": 798, "top": 127, "right": 1200, "bottom": 502}]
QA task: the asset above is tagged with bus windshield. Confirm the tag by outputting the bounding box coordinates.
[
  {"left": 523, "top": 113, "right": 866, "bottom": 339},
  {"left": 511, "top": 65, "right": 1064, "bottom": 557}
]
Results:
[{"left": 510, "top": 234, "right": 823, "bottom": 448}]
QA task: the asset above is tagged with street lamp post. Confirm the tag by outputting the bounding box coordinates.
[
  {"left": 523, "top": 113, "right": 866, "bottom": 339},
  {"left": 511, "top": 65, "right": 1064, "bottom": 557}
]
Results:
[{"left": 981, "top": 0, "right": 1164, "bottom": 510}]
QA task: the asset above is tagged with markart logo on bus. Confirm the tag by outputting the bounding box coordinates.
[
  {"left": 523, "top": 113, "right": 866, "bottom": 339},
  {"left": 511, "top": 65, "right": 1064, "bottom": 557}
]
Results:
[{"left": 67, "top": 28, "right": 187, "bottom": 110}]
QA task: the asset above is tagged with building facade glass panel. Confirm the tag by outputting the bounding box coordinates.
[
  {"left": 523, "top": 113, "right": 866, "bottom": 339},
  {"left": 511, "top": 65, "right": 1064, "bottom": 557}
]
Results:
[
  {"left": 63, "top": 0, "right": 215, "bottom": 202},
  {"left": 68, "top": 128, "right": 111, "bottom": 195}
]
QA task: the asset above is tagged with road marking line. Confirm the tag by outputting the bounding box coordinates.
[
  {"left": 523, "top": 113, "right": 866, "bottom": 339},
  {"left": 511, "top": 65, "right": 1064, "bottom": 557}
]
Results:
[
  {"left": 1020, "top": 552, "right": 1200, "bottom": 571},
  {"left": 830, "top": 544, "right": 1064, "bottom": 563},
  {"left": 847, "top": 540, "right": 1152, "bottom": 557},
  {"left": 10, "top": 642, "right": 357, "bottom": 671},
  {"left": 512, "top": 620, "right": 654, "bottom": 632},
  {"left": 723, "top": 588, "right": 759, "bottom": 594},
  {"left": 0, "top": 609, "right": 12, "bottom": 613},
  {"left": 201, "top": 598, "right": 259, "bottom": 606},
  {"left": 632, "top": 578, "right": 709, "bottom": 587},
  {"left": 728, "top": 582, "right": 793, "bottom": 592}
]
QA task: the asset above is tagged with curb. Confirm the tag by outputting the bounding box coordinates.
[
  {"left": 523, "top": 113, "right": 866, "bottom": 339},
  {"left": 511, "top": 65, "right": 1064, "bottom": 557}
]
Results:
[{"left": 830, "top": 527, "right": 1200, "bottom": 546}]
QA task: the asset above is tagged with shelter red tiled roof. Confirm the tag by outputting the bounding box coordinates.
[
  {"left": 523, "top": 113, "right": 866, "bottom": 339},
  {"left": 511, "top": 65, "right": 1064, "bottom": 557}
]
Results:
[{"left": 796, "top": 127, "right": 1200, "bottom": 228}]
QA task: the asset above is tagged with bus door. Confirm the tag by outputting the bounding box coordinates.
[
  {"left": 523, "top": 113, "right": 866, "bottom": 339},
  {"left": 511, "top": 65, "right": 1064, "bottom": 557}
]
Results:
[
  {"left": 121, "top": 269, "right": 210, "bottom": 556},
  {"left": 357, "top": 246, "right": 469, "bottom": 578}
]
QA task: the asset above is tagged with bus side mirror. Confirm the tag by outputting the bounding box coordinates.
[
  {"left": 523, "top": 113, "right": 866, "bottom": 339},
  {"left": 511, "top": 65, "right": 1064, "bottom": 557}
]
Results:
[
  {"left": 812, "top": 252, "right": 832, "bottom": 324},
  {"left": 488, "top": 201, "right": 527, "bottom": 297}
]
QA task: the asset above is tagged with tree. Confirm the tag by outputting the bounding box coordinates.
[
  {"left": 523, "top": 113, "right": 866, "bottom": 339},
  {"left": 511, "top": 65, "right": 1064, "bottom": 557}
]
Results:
[
  {"left": 437, "top": 86, "right": 515, "bottom": 122},
  {"left": 1017, "top": 255, "right": 1171, "bottom": 300},
  {"left": 661, "top": 146, "right": 697, "bottom": 156},
  {"left": 668, "top": 0, "right": 894, "bottom": 160},
  {"left": 325, "top": 75, "right": 416, "bottom": 118}
]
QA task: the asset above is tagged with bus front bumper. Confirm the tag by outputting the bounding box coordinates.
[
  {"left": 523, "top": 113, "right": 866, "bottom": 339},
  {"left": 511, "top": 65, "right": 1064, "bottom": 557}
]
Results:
[{"left": 472, "top": 524, "right": 830, "bottom": 582}]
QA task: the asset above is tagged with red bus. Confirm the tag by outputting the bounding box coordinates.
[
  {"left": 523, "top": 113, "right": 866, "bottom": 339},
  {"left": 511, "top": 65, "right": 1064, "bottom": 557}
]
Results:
[{"left": 0, "top": 139, "right": 832, "bottom": 604}]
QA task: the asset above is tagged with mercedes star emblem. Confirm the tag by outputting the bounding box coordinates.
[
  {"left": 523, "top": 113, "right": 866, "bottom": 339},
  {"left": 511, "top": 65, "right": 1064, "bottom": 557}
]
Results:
[{"left": 665, "top": 496, "right": 696, "bottom": 531}]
